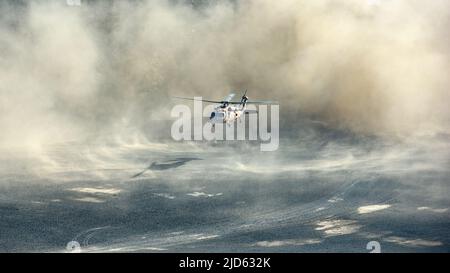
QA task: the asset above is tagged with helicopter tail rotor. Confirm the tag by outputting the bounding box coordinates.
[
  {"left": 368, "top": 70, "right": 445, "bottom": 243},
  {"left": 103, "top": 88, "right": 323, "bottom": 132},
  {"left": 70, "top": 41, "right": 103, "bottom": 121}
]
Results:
[{"left": 241, "top": 89, "right": 249, "bottom": 106}]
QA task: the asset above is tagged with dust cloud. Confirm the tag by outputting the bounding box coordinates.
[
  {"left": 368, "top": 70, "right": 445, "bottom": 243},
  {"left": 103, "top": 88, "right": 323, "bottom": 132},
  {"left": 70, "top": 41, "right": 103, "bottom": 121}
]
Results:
[{"left": 0, "top": 0, "right": 449, "bottom": 149}]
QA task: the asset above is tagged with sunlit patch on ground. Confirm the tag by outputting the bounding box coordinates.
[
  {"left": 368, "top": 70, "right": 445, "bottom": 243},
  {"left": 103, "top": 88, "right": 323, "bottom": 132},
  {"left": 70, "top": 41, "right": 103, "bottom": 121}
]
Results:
[
  {"left": 253, "top": 239, "right": 322, "bottom": 247},
  {"left": 69, "top": 187, "right": 122, "bottom": 195},
  {"left": 384, "top": 236, "right": 443, "bottom": 248},
  {"left": 358, "top": 204, "right": 391, "bottom": 214},
  {"left": 71, "top": 197, "right": 106, "bottom": 203},
  {"left": 187, "top": 192, "right": 223, "bottom": 197},
  {"left": 315, "top": 220, "right": 362, "bottom": 237},
  {"left": 417, "top": 207, "right": 448, "bottom": 213},
  {"left": 154, "top": 193, "right": 176, "bottom": 199}
]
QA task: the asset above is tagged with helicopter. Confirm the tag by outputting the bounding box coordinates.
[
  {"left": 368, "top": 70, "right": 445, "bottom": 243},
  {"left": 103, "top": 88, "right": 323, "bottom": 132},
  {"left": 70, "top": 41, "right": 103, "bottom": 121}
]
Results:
[{"left": 174, "top": 90, "right": 277, "bottom": 127}]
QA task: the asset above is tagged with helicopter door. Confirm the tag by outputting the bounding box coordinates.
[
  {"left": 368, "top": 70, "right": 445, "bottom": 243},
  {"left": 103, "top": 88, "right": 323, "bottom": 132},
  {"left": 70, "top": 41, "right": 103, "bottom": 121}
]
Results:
[{"left": 210, "top": 111, "right": 224, "bottom": 123}]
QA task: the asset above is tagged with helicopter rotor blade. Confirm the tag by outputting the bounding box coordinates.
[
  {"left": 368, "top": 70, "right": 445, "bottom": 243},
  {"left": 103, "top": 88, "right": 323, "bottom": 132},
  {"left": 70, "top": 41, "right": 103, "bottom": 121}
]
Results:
[
  {"left": 173, "top": 95, "right": 278, "bottom": 105},
  {"left": 172, "top": 96, "right": 223, "bottom": 104},
  {"left": 228, "top": 100, "right": 278, "bottom": 104},
  {"left": 246, "top": 100, "right": 278, "bottom": 104}
]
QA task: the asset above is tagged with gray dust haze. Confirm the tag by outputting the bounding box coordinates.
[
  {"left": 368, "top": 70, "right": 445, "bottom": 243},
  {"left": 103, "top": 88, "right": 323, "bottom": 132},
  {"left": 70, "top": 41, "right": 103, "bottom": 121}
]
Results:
[
  {"left": 0, "top": 0, "right": 449, "bottom": 253},
  {"left": 1, "top": 0, "right": 449, "bottom": 149}
]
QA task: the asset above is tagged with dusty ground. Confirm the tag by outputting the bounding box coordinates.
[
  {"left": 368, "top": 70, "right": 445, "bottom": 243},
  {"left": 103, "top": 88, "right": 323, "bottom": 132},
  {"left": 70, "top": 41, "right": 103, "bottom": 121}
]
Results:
[{"left": 1, "top": 125, "right": 449, "bottom": 253}]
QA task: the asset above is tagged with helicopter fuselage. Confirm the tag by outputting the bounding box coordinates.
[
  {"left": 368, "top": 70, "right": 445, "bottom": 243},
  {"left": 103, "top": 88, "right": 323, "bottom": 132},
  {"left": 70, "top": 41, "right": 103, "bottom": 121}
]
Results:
[
  {"left": 173, "top": 91, "right": 272, "bottom": 126},
  {"left": 209, "top": 104, "right": 244, "bottom": 124}
]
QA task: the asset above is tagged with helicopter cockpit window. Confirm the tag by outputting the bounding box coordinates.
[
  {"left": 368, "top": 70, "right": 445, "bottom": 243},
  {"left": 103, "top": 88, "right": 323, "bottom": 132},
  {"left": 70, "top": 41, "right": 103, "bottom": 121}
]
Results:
[{"left": 210, "top": 112, "right": 216, "bottom": 119}]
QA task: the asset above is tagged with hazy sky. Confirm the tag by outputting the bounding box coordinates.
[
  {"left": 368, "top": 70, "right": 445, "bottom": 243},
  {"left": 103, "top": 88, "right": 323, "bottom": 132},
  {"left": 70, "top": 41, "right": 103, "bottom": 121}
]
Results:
[{"left": 0, "top": 0, "right": 449, "bottom": 148}]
